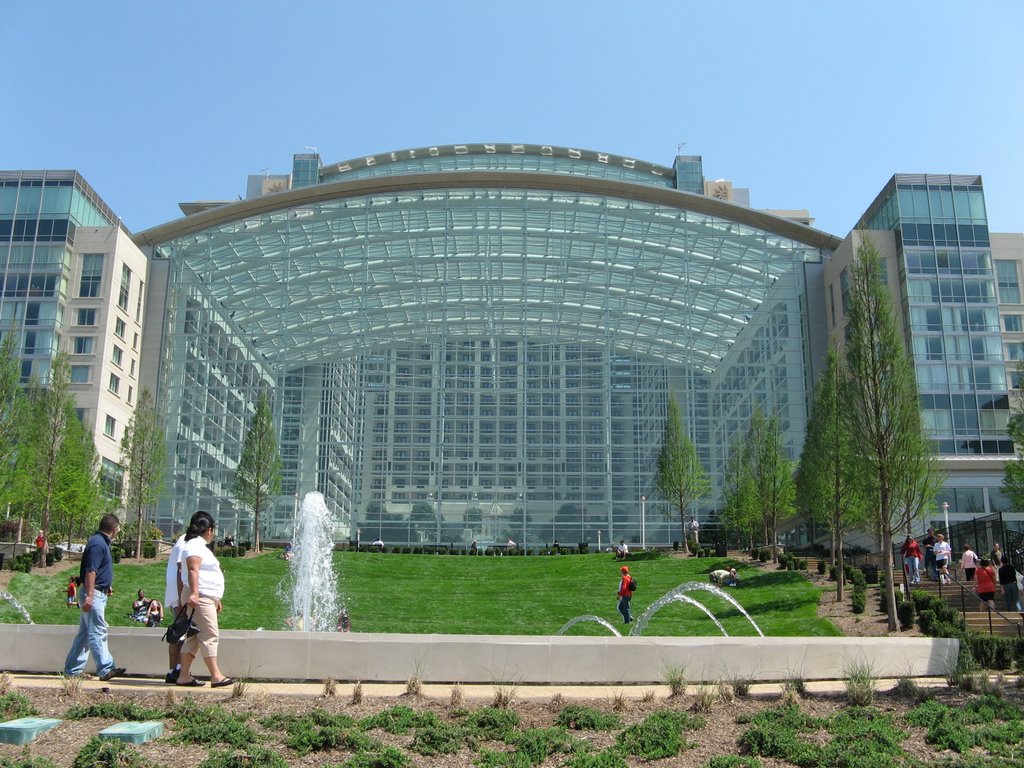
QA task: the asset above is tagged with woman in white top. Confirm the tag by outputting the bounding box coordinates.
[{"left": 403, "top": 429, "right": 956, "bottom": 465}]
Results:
[
  {"left": 175, "top": 511, "right": 232, "bottom": 688},
  {"left": 933, "top": 534, "right": 953, "bottom": 585}
]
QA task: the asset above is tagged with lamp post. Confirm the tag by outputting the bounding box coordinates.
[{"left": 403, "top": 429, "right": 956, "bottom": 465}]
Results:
[
  {"left": 941, "top": 501, "right": 950, "bottom": 536},
  {"left": 640, "top": 495, "right": 647, "bottom": 551}
]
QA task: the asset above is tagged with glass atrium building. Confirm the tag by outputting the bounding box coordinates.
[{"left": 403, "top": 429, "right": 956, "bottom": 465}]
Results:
[{"left": 134, "top": 144, "right": 839, "bottom": 545}]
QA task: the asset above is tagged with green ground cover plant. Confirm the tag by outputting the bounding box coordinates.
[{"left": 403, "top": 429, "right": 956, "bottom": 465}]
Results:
[
  {"left": 5, "top": 550, "right": 837, "bottom": 636},
  {"left": 555, "top": 704, "right": 623, "bottom": 730},
  {"left": 169, "top": 699, "right": 261, "bottom": 748},
  {"left": 615, "top": 709, "right": 705, "bottom": 759},
  {"left": 0, "top": 692, "right": 35, "bottom": 720},
  {"left": 64, "top": 701, "right": 166, "bottom": 720},
  {"left": 71, "top": 736, "right": 156, "bottom": 768},
  {"left": 197, "top": 747, "right": 288, "bottom": 768}
]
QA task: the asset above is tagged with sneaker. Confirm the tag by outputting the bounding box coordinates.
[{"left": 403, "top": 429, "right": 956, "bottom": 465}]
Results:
[
  {"left": 99, "top": 667, "right": 126, "bottom": 682},
  {"left": 165, "top": 669, "right": 180, "bottom": 684}
]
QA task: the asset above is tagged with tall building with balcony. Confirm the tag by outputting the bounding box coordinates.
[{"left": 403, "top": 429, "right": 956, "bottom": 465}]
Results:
[{"left": 0, "top": 171, "right": 148, "bottom": 496}]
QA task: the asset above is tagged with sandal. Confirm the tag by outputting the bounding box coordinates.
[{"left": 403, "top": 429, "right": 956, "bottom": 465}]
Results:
[
  {"left": 210, "top": 677, "right": 235, "bottom": 689},
  {"left": 176, "top": 678, "right": 205, "bottom": 687}
]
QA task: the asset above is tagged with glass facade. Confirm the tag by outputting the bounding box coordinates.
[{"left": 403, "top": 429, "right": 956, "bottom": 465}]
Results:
[
  {"left": 0, "top": 171, "right": 116, "bottom": 382},
  {"left": 147, "top": 155, "right": 830, "bottom": 545},
  {"left": 863, "top": 175, "right": 1013, "bottom": 456}
]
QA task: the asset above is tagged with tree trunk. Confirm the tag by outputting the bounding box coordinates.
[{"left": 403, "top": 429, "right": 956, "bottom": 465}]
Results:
[
  {"left": 836, "top": 537, "right": 845, "bottom": 603},
  {"left": 882, "top": 527, "right": 898, "bottom": 632},
  {"left": 136, "top": 503, "right": 144, "bottom": 562},
  {"left": 254, "top": 503, "right": 261, "bottom": 554}
]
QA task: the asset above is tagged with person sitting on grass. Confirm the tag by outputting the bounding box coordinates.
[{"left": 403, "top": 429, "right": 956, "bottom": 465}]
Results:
[
  {"left": 709, "top": 568, "right": 738, "bottom": 587},
  {"left": 146, "top": 599, "right": 164, "bottom": 627},
  {"left": 130, "top": 589, "right": 151, "bottom": 622}
]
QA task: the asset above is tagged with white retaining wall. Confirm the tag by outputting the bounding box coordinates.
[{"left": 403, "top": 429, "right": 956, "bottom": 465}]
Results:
[{"left": 0, "top": 624, "right": 958, "bottom": 683}]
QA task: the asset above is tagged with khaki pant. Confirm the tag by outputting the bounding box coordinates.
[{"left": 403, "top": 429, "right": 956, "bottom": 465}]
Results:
[{"left": 179, "top": 586, "right": 220, "bottom": 659}]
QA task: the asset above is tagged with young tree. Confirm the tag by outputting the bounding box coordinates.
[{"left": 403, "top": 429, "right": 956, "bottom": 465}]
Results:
[
  {"left": 233, "top": 390, "right": 283, "bottom": 553},
  {"left": 53, "top": 403, "right": 107, "bottom": 548},
  {"left": 796, "top": 345, "right": 868, "bottom": 600},
  {"left": 721, "top": 433, "right": 760, "bottom": 550},
  {"left": 18, "top": 353, "right": 74, "bottom": 562},
  {"left": 410, "top": 500, "right": 438, "bottom": 542},
  {"left": 843, "top": 233, "right": 935, "bottom": 632},
  {"left": 120, "top": 389, "right": 167, "bottom": 560},
  {"left": 0, "top": 332, "right": 23, "bottom": 518},
  {"left": 1002, "top": 361, "right": 1024, "bottom": 509},
  {"left": 747, "top": 408, "right": 796, "bottom": 562},
  {"left": 653, "top": 394, "right": 711, "bottom": 546}
]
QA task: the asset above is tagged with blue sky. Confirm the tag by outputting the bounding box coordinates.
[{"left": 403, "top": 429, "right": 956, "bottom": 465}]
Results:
[{"left": 4, "top": 1, "right": 1022, "bottom": 237}]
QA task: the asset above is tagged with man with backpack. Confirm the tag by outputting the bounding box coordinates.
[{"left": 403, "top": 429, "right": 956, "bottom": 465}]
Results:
[{"left": 617, "top": 565, "right": 636, "bottom": 624}]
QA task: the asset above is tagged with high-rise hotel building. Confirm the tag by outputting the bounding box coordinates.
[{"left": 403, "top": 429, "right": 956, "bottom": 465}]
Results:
[{"left": 0, "top": 171, "right": 148, "bottom": 497}]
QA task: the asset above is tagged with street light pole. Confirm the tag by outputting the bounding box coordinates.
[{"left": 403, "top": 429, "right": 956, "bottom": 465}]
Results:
[
  {"left": 941, "top": 501, "right": 950, "bottom": 536},
  {"left": 640, "top": 495, "right": 647, "bottom": 551}
]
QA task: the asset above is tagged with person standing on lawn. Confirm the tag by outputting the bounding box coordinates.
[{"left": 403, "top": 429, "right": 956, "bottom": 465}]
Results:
[
  {"left": 617, "top": 565, "right": 635, "bottom": 624},
  {"left": 63, "top": 514, "right": 125, "bottom": 681}
]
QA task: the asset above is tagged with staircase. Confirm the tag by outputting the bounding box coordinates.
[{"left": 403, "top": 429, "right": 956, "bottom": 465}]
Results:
[{"left": 906, "top": 576, "right": 1023, "bottom": 638}]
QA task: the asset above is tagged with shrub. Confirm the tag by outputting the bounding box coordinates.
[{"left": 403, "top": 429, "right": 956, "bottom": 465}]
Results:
[
  {"left": 703, "top": 758, "right": 763, "bottom": 768},
  {"left": 409, "top": 721, "right": 465, "bottom": 756},
  {"left": 850, "top": 588, "right": 866, "bottom": 614},
  {"left": 65, "top": 702, "right": 166, "bottom": 720},
  {"left": 817, "top": 560, "right": 827, "bottom": 575},
  {"left": 616, "top": 710, "right": 704, "bottom": 760},
  {"left": 555, "top": 705, "right": 622, "bottom": 731},
  {"left": 339, "top": 745, "right": 411, "bottom": 768},
  {"left": 897, "top": 599, "right": 916, "bottom": 630},
  {"left": 562, "top": 749, "right": 629, "bottom": 768},
  {"left": 72, "top": 737, "right": 153, "bottom": 768},
  {"left": 198, "top": 748, "right": 289, "bottom": 768},
  {"left": 360, "top": 706, "right": 437, "bottom": 735},
  {"left": 828, "top": 565, "right": 839, "bottom": 582},
  {"left": 0, "top": 692, "right": 37, "bottom": 720},
  {"left": 758, "top": 550, "right": 769, "bottom": 563},
  {"left": 142, "top": 542, "right": 157, "bottom": 559},
  {"left": 110, "top": 545, "right": 123, "bottom": 564},
  {"left": 169, "top": 700, "right": 260, "bottom": 748}
]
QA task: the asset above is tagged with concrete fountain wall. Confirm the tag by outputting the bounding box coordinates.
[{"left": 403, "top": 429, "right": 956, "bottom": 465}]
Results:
[{"left": 0, "top": 623, "right": 958, "bottom": 683}]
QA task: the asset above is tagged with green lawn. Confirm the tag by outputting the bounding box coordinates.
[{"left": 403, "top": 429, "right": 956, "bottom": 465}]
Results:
[{"left": 1, "top": 551, "right": 841, "bottom": 636}]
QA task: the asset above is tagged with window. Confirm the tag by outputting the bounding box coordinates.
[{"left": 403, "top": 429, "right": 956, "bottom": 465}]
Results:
[
  {"left": 135, "top": 281, "right": 144, "bottom": 321},
  {"left": 1005, "top": 315, "right": 1023, "bottom": 333},
  {"left": 104, "top": 415, "right": 116, "bottom": 438},
  {"left": 79, "top": 254, "right": 103, "bottom": 298},
  {"left": 114, "top": 317, "right": 126, "bottom": 339},
  {"left": 996, "top": 260, "right": 1020, "bottom": 304},
  {"left": 111, "top": 345, "right": 123, "bottom": 367},
  {"left": 127, "top": 386, "right": 134, "bottom": 404},
  {"left": 76, "top": 308, "right": 96, "bottom": 325},
  {"left": 118, "top": 264, "right": 131, "bottom": 311},
  {"left": 129, "top": 358, "right": 136, "bottom": 378},
  {"left": 70, "top": 365, "right": 90, "bottom": 383},
  {"left": 72, "top": 336, "right": 93, "bottom": 355},
  {"left": 108, "top": 373, "right": 120, "bottom": 395},
  {"left": 132, "top": 332, "right": 138, "bottom": 350}
]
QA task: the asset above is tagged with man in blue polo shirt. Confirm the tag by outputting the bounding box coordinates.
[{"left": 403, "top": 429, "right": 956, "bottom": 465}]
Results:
[{"left": 63, "top": 513, "right": 126, "bottom": 681}]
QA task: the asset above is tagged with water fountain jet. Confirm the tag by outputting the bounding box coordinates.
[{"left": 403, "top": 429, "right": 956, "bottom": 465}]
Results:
[
  {"left": 281, "top": 491, "right": 340, "bottom": 631},
  {"left": 0, "top": 590, "right": 33, "bottom": 624}
]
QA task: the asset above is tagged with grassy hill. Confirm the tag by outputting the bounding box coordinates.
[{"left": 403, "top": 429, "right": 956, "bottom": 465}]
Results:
[{"left": 1, "top": 550, "right": 840, "bottom": 636}]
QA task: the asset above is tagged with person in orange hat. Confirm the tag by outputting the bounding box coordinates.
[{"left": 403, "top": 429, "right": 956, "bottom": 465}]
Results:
[{"left": 617, "top": 565, "right": 636, "bottom": 624}]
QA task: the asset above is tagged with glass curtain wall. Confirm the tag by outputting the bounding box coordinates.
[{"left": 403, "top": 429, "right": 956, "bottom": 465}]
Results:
[{"left": 152, "top": 186, "right": 824, "bottom": 545}]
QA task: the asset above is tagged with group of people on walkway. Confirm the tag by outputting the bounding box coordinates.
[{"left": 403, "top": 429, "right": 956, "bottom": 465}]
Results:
[
  {"left": 62, "top": 511, "right": 234, "bottom": 688},
  {"left": 901, "top": 530, "right": 1022, "bottom": 614}
]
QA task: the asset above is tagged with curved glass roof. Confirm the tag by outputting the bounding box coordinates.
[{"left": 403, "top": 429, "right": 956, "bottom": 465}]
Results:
[
  {"left": 152, "top": 184, "right": 827, "bottom": 374},
  {"left": 320, "top": 143, "right": 675, "bottom": 189}
]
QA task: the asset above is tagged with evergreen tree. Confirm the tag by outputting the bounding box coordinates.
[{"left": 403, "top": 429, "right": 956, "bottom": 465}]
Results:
[
  {"left": 233, "top": 390, "right": 282, "bottom": 553},
  {"left": 796, "top": 344, "right": 868, "bottom": 600},
  {"left": 843, "top": 233, "right": 937, "bottom": 631},
  {"left": 120, "top": 389, "right": 167, "bottom": 559},
  {"left": 653, "top": 394, "right": 711, "bottom": 546}
]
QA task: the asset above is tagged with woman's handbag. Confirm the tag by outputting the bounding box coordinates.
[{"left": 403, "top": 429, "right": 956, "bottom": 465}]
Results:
[{"left": 162, "top": 609, "right": 200, "bottom": 645}]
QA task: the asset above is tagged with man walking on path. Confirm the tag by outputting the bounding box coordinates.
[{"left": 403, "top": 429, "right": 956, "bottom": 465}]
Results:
[
  {"left": 63, "top": 514, "right": 125, "bottom": 681},
  {"left": 617, "top": 565, "right": 635, "bottom": 624}
]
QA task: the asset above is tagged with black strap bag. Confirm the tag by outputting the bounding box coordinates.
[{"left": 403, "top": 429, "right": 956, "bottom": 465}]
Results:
[{"left": 162, "top": 609, "right": 200, "bottom": 645}]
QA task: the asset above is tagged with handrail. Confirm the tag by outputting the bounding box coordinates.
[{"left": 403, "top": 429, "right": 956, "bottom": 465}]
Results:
[{"left": 938, "top": 573, "right": 1022, "bottom": 639}]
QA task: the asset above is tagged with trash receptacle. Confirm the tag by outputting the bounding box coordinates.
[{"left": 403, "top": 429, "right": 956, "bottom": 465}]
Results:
[
  {"left": 715, "top": 542, "right": 728, "bottom": 558},
  {"left": 862, "top": 564, "right": 879, "bottom": 584}
]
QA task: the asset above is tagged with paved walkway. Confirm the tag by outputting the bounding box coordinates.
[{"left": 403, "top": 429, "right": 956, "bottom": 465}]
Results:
[{"left": 4, "top": 672, "right": 983, "bottom": 702}]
